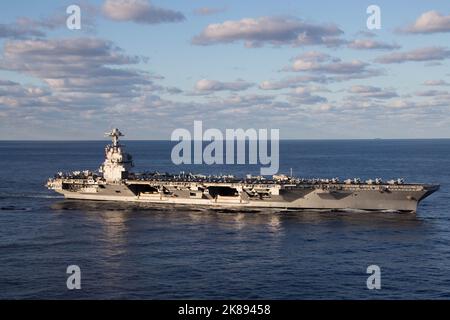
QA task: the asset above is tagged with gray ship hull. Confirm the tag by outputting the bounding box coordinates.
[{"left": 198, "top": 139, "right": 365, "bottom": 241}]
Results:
[{"left": 50, "top": 180, "right": 439, "bottom": 213}]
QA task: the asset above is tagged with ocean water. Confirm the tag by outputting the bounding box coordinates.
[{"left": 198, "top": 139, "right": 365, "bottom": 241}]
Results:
[{"left": 0, "top": 140, "right": 449, "bottom": 299}]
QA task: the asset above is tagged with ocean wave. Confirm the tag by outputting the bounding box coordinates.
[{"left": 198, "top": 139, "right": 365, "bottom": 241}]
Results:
[
  {"left": 0, "top": 206, "right": 32, "bottom": 211},
  {"left": 0, "top": 194, "right": 63, "bottom": 199}
]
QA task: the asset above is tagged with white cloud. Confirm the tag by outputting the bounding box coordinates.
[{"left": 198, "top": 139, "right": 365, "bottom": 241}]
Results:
[
  {"left": 0, "top": 37, "right": 168, "bottom": 113},
  {"left": 0, "top": 80, "right": 51, "bottom": 107},
  {"left": 259, "top": 75, "right": 330, "bottom": 90},
  {"left": 349, "top": 85, "right": 398, "bottom": 99},
  {"left": 376, "top": 47, "right": 450, "bottom": 64},
  {"left": 192, "top": 16, "right": 344, "bottom": 47},
  {"left": 402, "top": 11, "right": 450, "bottom": 34},
  {"left": 387, "top": 99, "right": 417, "bottom": 109},
  {"left": 194, "top": 79, "right": 253, "bottom": 92},
  {"left": 102, "top": 0, "right": 185, "bottom": 24},
  {"left": 348, "top": 39, "right": 400, "bottom": 50},
  {"left": 0, "top": 22, "right": 45, "bottom": 39},
  {"left": 415, "top": 90, "right": 449, "bottom": 97},
  {"left": 260, "top": 52, "right": 382, "bottom": 90},
  {"left": 287, "top": 86, "right": 328, "bottom": 105},
  {"left": 423, "top": 80, "right": 449, "bottom": 86},
  {"left": 286, "top": 51, "right": 379, "bottom": 78},
  {"left": 0, "top": 5, "right": 98, "bottom": 39}
]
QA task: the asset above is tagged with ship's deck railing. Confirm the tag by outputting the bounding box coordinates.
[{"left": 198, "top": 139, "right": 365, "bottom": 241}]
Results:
[
  {"left": 50, "top": 171, "right": 428, "bottom": 191},
  {"left": 129, "top": 180, "right": 424, "bottom": 190}
]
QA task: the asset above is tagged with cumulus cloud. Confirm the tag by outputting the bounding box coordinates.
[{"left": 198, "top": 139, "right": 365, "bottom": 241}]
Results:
[
  {"left": 386, "top": 99, "right": 425, "bottom": 109},
  {"left": 1, "top": 38, "right": 143, "bottom": 80},
  {"left": 401, "top": 11, "right": 450, "bottom": 34},
  {"left": 0, "top": 38, "right": 161, "bottom": 111},
  {"left": 415, "top": 89, "right": 449, "bottom": 97},
  {"left": 0, "top": 81, "right": 48, "bottom": 97},
  {"left": 194, "top": 7, "right": 226, "bottom": 16},
  {"left": 194, "top": 79, "right": 253, "bottom": 92},
  {"left": 260, "top": 52, "right": 382, "bottom": 89},
  {"left": 285, "top": 51, "right": 380, "bottom": 80},
  {"left": 291, "top": 57, "right": 367, "bottom": 74},
  {"left": 423, "top": 80, "right": 449, "bottom": 86},
  {"left": 220, "top": 94, "right": 274, "bottom": 106},
  {"left": 102, "top": 0, "right": 185, "bottom": 24},
  {"left": 349, "top": 85, "right": 398, "bottom": 99},
  {"left": 0, "top": 80, "right": 51, "bottom": 108},
  {"left": 0, "top": 22, "right": 45, "bottom": 39},
  {"left": 376, "top": 47, "right": 450, "bottom": 64},
  {"left": 287, "top": 86, "right": 328, "bottom": 105},
  {"left": 0, "top": 4, "right": 98, "bottom": 40},
  {"left": 348, "top": 39, "right": 400, "bottom": 50},
  {"left": 21, "top": 3, "right": 98, "bottom": 31},
  {"left": 259, "top": 75, "right": 330, "bottom": 90},
  {"left": 4, "top": 5, "right": 450, "bottom": 138},
  {"left": 0, "top": 79, "right": 20, "bottom": 86},
  {"left": 339, "top": 93, "right": 450, "bottom": 114},
  {"left": 192, "top": 16, "right": 344, "bottom": 47}
]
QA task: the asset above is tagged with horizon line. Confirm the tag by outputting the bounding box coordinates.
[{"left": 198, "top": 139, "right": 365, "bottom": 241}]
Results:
[{"left": 1, "top": 138, "right": 450, "bottom": 142}]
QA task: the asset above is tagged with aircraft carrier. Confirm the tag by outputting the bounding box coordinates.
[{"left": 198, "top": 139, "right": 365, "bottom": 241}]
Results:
[{"left": 46, "top": 129, "right": 439, "bottom": 213}]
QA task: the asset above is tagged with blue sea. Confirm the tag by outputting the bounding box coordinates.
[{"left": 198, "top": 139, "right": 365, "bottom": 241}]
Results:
[{"left": 0, "top": 140, "right": 449, "bottom": 299}]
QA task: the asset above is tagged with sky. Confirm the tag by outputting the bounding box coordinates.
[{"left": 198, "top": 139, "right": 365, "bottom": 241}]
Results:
[{"left": 1, "top": 0, "right": 450, "bottom": 139}]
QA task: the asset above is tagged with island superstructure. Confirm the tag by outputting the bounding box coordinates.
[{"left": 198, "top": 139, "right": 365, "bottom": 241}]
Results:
[{"left": 46, "top": 129, "right": 439, "bottom": 213}]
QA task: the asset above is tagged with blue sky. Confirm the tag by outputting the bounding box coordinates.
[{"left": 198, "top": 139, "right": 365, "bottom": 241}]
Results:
[{"left": 1, "top": 0, "right": 450, "bottom": 139}]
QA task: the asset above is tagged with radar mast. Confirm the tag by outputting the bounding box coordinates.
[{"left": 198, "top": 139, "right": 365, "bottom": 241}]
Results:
[
  {"left": 106, "top": 128, "right": 123, "bottom": 147},
  {"left": 100, "top": 128, "right": 133, "bottom": 182}
]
